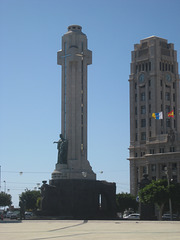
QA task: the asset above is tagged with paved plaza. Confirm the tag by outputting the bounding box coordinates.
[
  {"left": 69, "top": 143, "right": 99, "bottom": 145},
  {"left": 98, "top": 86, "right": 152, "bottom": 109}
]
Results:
[{"left": 0, "top": 220, "right": 180, "bottom": 240}]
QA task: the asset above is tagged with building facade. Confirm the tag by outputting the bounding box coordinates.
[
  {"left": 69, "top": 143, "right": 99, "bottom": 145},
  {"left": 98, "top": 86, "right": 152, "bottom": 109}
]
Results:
[{"left": 128, "top": 36, "right": 180, "bottom": 195}]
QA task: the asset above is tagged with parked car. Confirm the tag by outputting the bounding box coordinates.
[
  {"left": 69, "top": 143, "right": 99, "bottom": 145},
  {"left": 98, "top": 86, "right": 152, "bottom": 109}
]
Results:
[
  {"left": 6, "top": 211, "right": 13, "bottom": 218},
  {"left": 162, "top": 213, "right": 177, "bottom": 220},
  {"left": 10, "top": 211, "right": 20, "bottom": 219},
  {"left": 25, "top": 211, "right": 33, "bottom": 219},
  {"left": 124, "top": 213, "right": 140, "bottom": 220}
]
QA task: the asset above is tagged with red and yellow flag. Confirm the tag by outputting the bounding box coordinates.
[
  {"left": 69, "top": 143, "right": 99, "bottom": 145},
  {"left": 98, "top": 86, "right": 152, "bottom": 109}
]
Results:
[{"left": 168, "top": 110, "right": 174, "bottom": 117}]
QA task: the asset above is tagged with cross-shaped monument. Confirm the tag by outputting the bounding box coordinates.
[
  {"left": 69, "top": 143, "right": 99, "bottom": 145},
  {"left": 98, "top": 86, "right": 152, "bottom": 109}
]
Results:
[
  {"left": 41, "top": 26, "right": 116, "bottom": 219},
  {"left": 52, "top": 25, "right": 96, "bottom": 180}
]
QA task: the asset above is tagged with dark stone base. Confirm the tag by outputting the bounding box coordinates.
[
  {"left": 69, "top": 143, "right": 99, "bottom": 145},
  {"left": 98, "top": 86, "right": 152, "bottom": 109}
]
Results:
[
  {"left": 40, "top": 179, "right": 116, "bottom": 219},
  {"left": 140, "top": 202, "right": 156, "bottom": 220}
]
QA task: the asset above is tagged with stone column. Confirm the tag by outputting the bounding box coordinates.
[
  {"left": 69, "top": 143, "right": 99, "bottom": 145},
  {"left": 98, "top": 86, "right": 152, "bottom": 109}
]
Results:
[{"left": 52, "top": 25, "right": 96, "bottom": 180}]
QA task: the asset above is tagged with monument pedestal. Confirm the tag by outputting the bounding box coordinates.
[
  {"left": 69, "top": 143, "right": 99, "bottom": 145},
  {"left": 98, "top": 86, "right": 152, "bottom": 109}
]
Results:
[
  {"left": 52, "top": 162, "right": 96, "bottom": 180},
  {"left": 41, "top": 179, "right": 116, "bottom": 219}
]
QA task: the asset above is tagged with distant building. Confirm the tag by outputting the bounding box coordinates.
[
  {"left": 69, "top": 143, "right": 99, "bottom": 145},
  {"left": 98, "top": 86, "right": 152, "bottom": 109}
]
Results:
[{"left": 128, "top": 36, "right": 180, "bottom": 195}]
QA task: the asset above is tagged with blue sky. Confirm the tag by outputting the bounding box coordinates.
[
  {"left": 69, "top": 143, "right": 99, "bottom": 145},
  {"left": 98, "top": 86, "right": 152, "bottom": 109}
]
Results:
[{"left": 0, "top": 0, "right": 180, "bottom": 207}]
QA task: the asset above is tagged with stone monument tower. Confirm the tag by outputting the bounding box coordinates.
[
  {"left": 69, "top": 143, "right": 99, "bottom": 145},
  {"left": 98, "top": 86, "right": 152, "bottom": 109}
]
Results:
[
  {"left": 52, "top": 25, "right": 96, "bottom": 180},
  {"left": 41, "top": 26, "right": 116, "bottom": 219}
]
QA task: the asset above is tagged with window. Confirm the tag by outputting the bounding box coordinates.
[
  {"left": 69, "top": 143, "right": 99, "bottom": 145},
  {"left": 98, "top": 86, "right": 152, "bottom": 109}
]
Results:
[
  {"left": 141, "top": 132, "right": 146, "bottom": 140},
  {"left": 172, "top": 175, "right": 177, "bottom": 183},
  {"left": 172, "top": 163, "right": 177, "bottom": 171},
  {"left": 141, "top": 105, "right": 146, "bottom": 114},
  {"left": 149, "top": 131, "right": 151, "bottom": 137},
  {"left": 135, "top": 133, "right": 138, "bottom": 141},
  {"left": 173, "top": 93, "right": 175, "bottom": 102},
  {"left": 143, "top": 166, "right": 147, "bottom": 174},
  {"left": 141, "top": 152, "right": 145, "bottom": 157},
  {"left": 151, "top": 164, "right": 156, "bottom": 172},
  {"left": 170, "top": 146, "right": 175, "bottom": 152},
  {"left": 135, "top": 120, "right": 138, "bottom": 128},
  {"left": 166, "top": 119, "right": 171, "bottom": 127},
  {"left": 142, "top": 63, "right": 144, "bottom": 71},
  {"left": 173, "top": 82, "right": 175, "bottom": 89},
  {"left": 146, "top": 63, "right": 148, "bottom": 71},
  {"left": 168, "top": 64, "right": 171, "bottom": 71},
  {"left": 149, "top": 104, "right": 151, "bottom": 113},
  {"left": 141, "top": 92, "right": 145, "bottom": 101},
  {"left": 159, "top": 148, "right": 164, "bottom": 153},
  {"left": 141, "top": 119, "right": 146, "bottom": 127},
  {"left": 149, "top": 79, "right": 151, "bottom": 86},
  {"left": 165, "top": 92, "right": 170, "bottom": 101},
  {"left": 160, "top": 80, "right": 162, "bottom": 86},
  {"left": 173, "top": 107, "right": 176, "bottom": 115},
  {"left": 136, "top": 65, "right": 138, "bottom": 73},
  {"left": 165, "top": 63, "right": 167, "bottom": 71},
  {"left": 166, "top": 105, "right": 170, "bottom": 113},
  {"left": 150, "top": 149, "right": 154, "bottom": 154},
  {"left": 135, "top": 107, "right": 137, "bottom": 115},
  {"left": 149, "top": 62, "right": 151, "bottom": 71},
  {"left": 149, "top": 91, "right": 151, "bottom": 100},
  {"left": 135, "top": 152, "right": 138, "bottom": 157},
  {"left": 149, "top": 118, "right": 151, "bottom": 127},
  {"left": 135, "top": 82, "right": 137, "bottom": 89},
  {"left": 160, "top": 120, "right": 163, "bottom": 127},
  {"left": 135, "top": 94, "right": 137, "bottom": 102}
]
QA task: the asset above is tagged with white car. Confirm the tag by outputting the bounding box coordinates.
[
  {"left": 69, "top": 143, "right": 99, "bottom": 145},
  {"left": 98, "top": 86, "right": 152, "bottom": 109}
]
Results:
[
  {"left": 25, "top": 212, "right": 33, "bottom": 219},
  {"left": 6, "top": 211, "right": 13, "bottom": 218},
  {"left": 124, "top": 213, "right": 140, "bottom": 220}
]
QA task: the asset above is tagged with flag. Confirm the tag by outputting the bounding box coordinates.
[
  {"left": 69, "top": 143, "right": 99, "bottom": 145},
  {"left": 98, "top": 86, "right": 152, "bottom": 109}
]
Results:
[
  {"left": 152, "top": 112, "right": 163, "bottom": 119},
  {"left": 168, "top": 110, "right": 174, "bottom": 117}
]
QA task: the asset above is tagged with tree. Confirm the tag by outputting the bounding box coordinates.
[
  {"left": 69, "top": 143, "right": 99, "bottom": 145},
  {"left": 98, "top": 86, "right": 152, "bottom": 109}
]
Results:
[
  {"left": 0, "top": 192, "right": 12, "bottom": 207},
  {"left": 116, "top": 192, "right": 138, "bottom": 214},
  {"left": 139, "top": 179, "right": 169, "bottom": 220},
  {"left": 19, "top": 190, "right": 41, "bottom": 211},
  {"left": 169, "top": 182, "right": 180, "bottom": 214}
]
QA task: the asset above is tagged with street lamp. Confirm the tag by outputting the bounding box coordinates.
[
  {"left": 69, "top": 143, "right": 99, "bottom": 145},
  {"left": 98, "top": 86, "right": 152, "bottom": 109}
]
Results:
[
  {"left": 3, "top": 180, "right": 6, "bottom": 193},
  {"left": 164, "top": 166, "right": 173, "bottom": 221}
]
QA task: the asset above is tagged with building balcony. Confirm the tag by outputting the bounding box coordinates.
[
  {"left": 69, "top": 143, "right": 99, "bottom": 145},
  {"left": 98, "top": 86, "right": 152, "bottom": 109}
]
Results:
[{"left": 147, "top": 134, "right": 168, "bottom": 144}]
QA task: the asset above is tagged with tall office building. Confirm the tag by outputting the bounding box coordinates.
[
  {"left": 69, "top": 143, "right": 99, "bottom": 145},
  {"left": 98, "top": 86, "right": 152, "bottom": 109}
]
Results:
[{"left": 128, "top": 36, "right": 180, "bottom": 195}]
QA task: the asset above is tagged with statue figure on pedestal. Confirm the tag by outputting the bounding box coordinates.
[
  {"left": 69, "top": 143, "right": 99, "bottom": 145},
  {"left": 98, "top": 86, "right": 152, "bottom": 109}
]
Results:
[{"left": 54, "top": 134, "right": 68, "bottom": 164}]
